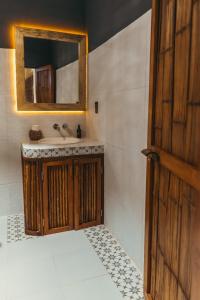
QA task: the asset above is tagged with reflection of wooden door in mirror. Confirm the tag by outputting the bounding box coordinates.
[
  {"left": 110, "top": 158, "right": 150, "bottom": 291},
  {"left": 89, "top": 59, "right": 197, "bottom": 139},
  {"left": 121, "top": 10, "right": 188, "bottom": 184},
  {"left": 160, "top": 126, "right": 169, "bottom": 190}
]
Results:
[{"left": 35, "top": 65, "right": 55, "bottom": 103}]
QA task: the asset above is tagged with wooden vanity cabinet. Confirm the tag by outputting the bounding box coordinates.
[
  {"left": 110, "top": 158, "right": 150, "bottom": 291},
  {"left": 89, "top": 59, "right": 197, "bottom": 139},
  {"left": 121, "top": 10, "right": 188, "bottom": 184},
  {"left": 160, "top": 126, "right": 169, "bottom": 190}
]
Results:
[{"left": 22, "top": 154, "right": 104, "bottom": 235}]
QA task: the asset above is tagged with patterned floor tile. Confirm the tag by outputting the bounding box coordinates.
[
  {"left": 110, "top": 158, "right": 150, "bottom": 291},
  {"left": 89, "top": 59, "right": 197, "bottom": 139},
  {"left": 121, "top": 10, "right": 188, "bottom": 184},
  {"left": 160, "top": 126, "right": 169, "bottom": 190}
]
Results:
[
  {"left": 7, "top": 214, "right": 37, "bottom": 243},
  {"left": 84, "top": 225, "right": 144, "bottom": 300}
]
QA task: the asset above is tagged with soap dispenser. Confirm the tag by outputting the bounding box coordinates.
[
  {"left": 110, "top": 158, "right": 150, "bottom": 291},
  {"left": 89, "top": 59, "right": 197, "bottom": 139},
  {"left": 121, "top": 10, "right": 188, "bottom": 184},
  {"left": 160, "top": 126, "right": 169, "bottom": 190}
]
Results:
[{"left": 77, "top": 124, "right": 82, "bottom": 139}]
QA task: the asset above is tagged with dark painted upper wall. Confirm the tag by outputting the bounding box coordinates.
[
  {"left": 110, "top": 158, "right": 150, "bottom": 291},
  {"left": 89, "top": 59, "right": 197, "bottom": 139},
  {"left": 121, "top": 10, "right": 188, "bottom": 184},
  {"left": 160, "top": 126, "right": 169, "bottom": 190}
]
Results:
[
  {"left": 24, "top": 37, "right": 78, "bottom": 69},
  {"left": 0, "top": 0, "right": 85, "bottom": 48},
  {"left": 0, "top": 0, "right": 151, "bottom": 51},
  {"left": 24, "top": 38, "right": 52, "bottom": 68},
  {"left": 51, "top": 41, "right": 78, "bottom": 69},
  {"left": 85, "top": 0, "right": 151, "bottom": 51}
]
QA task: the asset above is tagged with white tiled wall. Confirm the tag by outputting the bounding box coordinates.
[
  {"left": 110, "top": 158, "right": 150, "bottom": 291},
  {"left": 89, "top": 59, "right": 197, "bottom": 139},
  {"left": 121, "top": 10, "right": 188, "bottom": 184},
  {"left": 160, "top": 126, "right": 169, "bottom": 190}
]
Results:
[
  {"left": 0, "top": 49, "right": 86, "bottom": 217},
  {"left": 86, "top": 10, "right": 152, "bottom": 272}
]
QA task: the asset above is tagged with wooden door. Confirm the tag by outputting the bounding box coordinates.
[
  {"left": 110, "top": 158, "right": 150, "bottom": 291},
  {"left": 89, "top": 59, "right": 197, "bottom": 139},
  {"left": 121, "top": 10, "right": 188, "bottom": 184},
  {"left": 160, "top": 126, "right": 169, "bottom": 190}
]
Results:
[
  {"left": 143, "top": 1, "right": 200, "bottom": 299},
  {"left": 43, "top": 160, "right": 73, "bottom": 234},
  {"left": 74, "top": 157, "right": 103, "bottom": 230},
  {"left": 35, "top": 64, "right": 55, "bottom": 103}
]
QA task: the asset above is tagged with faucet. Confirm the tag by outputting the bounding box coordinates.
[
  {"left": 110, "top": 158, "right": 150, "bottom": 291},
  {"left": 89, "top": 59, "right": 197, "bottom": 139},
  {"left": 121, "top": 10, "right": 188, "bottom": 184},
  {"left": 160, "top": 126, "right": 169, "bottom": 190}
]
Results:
[
  {"left": 53, "top": 123, "right": 66, "bottom": 138},
  {"left": 53, "top": 123, "right": 74, "bottom": 138},
  {"left": 62, "top": 123, "right": 74, "bottom": 137}
]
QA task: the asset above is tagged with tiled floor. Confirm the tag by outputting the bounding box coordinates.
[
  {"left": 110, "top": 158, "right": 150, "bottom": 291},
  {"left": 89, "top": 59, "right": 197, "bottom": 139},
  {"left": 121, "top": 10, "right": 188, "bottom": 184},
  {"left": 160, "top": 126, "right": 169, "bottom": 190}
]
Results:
[{"left": 0, "top": 215, "right": 144, "bottom": 300}]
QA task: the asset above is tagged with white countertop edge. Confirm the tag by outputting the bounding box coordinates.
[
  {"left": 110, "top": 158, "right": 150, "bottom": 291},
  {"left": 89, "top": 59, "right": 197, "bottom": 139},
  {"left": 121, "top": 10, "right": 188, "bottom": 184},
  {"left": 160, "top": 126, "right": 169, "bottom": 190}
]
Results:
[{"left": 22, "top": 139, "right": 104, "bottom": 150}]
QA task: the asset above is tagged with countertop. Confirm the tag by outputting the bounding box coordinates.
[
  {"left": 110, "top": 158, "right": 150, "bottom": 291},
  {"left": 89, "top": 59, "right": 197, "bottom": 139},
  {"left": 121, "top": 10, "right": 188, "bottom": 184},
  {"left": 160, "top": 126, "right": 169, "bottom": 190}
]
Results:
[{"left": 21, "top": 139, "right": 104, "bottom": 159}]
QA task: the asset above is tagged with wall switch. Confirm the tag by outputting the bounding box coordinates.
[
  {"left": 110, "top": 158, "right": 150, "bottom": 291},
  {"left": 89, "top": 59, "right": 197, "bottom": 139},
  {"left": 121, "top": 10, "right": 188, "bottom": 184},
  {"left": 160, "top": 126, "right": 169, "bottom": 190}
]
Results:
[{"left": 95, "top": 101, "right": 99, "bottom": 114}]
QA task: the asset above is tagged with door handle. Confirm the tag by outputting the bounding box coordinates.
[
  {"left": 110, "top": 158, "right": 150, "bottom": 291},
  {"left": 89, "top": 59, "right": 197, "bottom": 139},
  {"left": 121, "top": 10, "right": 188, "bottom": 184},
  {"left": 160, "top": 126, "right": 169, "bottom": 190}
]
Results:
[{"left": 141, "top": 148, "right": 160, "bottom": 162}]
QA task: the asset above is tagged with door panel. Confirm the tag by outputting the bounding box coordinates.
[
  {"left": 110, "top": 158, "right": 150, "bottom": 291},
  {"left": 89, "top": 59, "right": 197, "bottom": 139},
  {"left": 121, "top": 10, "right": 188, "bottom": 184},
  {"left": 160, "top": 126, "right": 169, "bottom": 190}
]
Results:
[
  {"left": 144, "top": 1, "right": 200, "bottom": 299},
  {"left": 35, "top": 64, "right": 55, "bottom": 103},
  {"left": 43, "top": 160, "right": 73, "bottom": 234},
  {"left": 152, "top": 168, "right": 195, "bottom": 300},
  {"left": 74, "top": 158, "right": 102, "bottom": 230}
]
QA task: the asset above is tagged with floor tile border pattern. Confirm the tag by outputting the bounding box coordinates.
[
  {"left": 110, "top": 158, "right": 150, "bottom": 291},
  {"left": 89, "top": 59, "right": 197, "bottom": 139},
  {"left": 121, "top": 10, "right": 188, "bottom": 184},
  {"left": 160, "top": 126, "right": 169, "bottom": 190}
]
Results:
[
  {"left": 84, "top": 225, "right": 144, "bottom": 300},
  {"left": 7, "top": 214, "right": 38, "bottom": 243}
]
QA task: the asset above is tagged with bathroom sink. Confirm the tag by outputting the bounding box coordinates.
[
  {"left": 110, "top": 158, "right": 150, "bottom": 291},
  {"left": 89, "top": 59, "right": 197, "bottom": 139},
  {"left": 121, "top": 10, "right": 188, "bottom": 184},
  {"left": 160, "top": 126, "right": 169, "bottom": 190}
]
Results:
[{"left": 38, "top": 137, "right": 81, "bottom": 145}]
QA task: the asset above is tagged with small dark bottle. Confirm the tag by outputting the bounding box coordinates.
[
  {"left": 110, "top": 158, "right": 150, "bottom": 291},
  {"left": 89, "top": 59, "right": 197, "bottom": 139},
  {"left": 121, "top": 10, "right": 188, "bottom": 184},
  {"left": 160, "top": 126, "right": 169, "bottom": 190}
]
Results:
[{"left": 77, "top": 124, "right": 82, "bottom": 138}]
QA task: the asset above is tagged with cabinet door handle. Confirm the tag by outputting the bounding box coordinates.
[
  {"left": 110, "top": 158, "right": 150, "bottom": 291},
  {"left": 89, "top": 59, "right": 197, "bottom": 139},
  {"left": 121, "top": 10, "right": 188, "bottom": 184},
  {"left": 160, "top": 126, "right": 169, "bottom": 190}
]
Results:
[{"left": 141, "top": 148, "right": 160, "bottom": 162}]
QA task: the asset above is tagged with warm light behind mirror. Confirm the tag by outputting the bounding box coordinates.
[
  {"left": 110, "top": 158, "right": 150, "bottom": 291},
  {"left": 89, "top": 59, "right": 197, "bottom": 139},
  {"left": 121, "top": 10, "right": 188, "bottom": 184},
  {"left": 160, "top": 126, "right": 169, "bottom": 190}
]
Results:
[{"left": 15, "top": 26, "right": 87, "bottom": 111}]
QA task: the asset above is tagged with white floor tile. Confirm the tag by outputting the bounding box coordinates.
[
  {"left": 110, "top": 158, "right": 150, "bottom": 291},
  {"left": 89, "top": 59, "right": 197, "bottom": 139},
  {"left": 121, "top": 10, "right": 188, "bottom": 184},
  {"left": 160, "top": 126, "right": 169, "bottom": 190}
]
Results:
[
  {"left": 0, "top": 267, "right": 7, "bottom": 300},
  {"left": 0, "top": 216, "right": 7, "bottom": 297},
  {"left": 62, "top": 275, "right": 123, "bottom": 300},
  {"left": 44, "top": 230, "right": 91, "bottom": 255},
  {"left": 0, "top": 216, "right": 7, "bottom": 245},
  {"left": 8, "top": 287, "right": 65, "bottom": 300},
  {"left": 5, "top": 256, "right": 59, "bottom": 298},
  {"left": 54, "top": 247, "right": 107, "bottom": 286},
  {"left": 5, "top": 230, "right": 90, "bottom": 265},
  {"left": 1, "top": 215, "right": 144, "bottom": 300},
  {"left": 5, "top": 237, "right": 50, "bottom": 265}
]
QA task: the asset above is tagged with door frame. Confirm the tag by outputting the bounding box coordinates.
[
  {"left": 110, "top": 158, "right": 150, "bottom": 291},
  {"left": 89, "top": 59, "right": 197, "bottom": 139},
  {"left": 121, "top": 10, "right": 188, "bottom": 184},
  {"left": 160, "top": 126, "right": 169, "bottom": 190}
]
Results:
[{"left": 144, "top": 1, "right": 160, "bottom": 297}]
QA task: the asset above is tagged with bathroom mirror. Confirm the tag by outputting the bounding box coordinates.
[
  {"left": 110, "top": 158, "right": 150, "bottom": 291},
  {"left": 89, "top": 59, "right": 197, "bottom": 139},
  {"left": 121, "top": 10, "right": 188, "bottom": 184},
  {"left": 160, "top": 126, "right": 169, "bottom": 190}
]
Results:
[{"left": 15, "top": 26, "right": 87, "bottom": 111}]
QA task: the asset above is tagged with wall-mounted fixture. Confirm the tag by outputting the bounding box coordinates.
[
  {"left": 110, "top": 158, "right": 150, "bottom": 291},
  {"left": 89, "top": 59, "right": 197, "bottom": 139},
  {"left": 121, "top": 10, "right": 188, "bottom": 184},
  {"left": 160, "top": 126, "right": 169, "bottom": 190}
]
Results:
[
  {"left": 15, "top": 26, "right": 87, "bottom": 111},
  {"left": 95, "top": 101, "right": 99, "bottom": 114}
]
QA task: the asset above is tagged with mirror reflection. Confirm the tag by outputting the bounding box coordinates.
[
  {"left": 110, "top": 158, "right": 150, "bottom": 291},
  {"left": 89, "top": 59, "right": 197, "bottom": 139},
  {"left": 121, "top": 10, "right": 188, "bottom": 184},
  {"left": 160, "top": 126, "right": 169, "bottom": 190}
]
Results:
[{"left": 24, "top": 37, "right": 79, "bottom": 104}]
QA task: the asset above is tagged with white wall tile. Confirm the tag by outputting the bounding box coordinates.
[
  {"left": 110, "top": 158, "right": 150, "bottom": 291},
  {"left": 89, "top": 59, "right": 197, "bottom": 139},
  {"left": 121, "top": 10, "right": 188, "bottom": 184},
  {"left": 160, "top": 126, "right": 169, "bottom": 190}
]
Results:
[
  {"left": 0, "top": 49, "right": 15, "bottom": 97},
  {"left": 86, "top": 10, "right": 151, "bottom": 273},
  {"left": 109, "top": 18, "right": 147, "bottom": 92},
  {"left": 0, "top": 139, "right": 11, "bottom": 185},
  {"left": 145, "top": 10, "right": 152, "bottom": 86},
  {"left": 8, "top": 181, "right": 24, "bottom": 214},
  {"left": 105, "top": 88, "right": 147, "bottom": 150},
  {"left": 0, "top": 184, "right": 10, "bottom": 217}
]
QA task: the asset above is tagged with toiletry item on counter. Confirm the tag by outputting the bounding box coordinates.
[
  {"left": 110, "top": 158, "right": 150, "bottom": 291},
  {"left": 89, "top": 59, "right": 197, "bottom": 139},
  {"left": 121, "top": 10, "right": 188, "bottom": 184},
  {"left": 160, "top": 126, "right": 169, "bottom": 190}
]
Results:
[
  {"left": 77, "top": 124, "right": 82, "bottom": 139},
  {"left": 31, "top": 125, "right": 40, "bottom": 131},
  {"left": 29, "top": 125, "right": 43, "bottom": 141},
  {"left": 95, "top": 101, "right": 99, "bottom": 114}
]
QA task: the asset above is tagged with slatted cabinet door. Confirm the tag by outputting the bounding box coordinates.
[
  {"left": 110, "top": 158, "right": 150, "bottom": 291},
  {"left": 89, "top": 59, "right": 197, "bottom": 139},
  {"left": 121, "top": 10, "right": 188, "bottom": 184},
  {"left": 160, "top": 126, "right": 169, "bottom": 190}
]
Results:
[
  {"left": 43, "top": 160, "right": 74, "bottom": 234},
  {"left": 22, "top": 159, "right": 43, "bottom": 235},
  {"left": 74, "top": 157, "right": 103, "bottom": 230},
  {"left": 143, "top": 1, "right": 200, "bottom": 299}
]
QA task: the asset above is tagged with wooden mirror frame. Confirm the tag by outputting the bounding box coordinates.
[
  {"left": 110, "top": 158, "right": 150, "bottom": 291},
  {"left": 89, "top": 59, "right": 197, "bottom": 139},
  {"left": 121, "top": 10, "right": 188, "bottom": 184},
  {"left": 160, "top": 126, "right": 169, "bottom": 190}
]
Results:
[{"left": 15, "top": 26, "right": 87, "bottom": 111}]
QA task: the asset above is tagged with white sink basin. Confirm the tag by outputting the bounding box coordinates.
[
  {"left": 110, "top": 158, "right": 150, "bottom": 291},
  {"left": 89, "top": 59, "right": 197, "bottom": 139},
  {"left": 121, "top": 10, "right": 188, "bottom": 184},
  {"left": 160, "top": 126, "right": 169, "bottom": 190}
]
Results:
[{"left": 38, "top": 137, "right": 81, "bottom": 145}]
